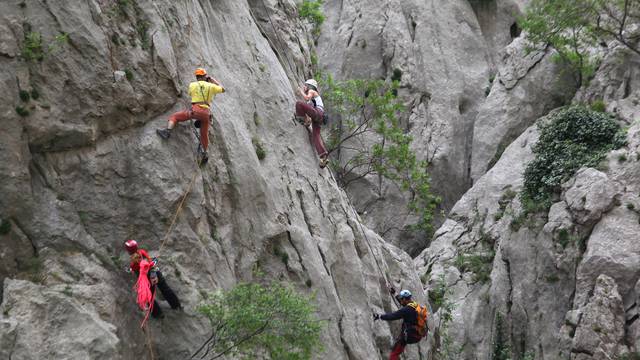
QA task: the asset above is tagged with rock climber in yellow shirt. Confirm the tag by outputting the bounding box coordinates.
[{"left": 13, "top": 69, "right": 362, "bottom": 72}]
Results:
[{"left": 157, "top": 68, "right": 225, "bottom": 164}]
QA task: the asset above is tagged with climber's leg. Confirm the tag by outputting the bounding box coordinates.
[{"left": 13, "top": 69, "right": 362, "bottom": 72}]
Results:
[
  {"left": 389, "top": 339, "right": 406, "bottom": 360},
  {"left": 156, "top": 271, "right": 182, "bottom": 310}
]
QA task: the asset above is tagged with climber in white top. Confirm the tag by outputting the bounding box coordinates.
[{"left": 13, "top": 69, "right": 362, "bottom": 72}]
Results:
[{"left": 295, "top": 79, "right": 329, "bottom": 168}]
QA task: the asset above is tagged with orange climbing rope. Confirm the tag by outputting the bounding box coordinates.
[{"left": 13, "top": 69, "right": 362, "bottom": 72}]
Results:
[{"left": 140, "top": 161, "right": 201, "bottom": 359}]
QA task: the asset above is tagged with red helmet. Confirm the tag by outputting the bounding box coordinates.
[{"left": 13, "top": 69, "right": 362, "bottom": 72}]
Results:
[{"left": 124, "top": 239, "right": 138, "bottom": 254}]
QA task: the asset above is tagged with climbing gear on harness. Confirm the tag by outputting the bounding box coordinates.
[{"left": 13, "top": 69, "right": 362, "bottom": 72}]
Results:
[
  {"left": 125, "top": 239, "right": 139, "bottom": 254},
  {"left": 407, "top": 302, "right": 429, "bottom": 338},
  {"left": 157, "top": 128, "right": 171, "bottom": 139},
  {"left": 399, "top": 289, "right": 412, "bottom": 299},
  {"left": 194, "top": 68, "right": 207, "bottom": 76},
  {"left": 305, "top": 79, "right": 318, "bottom": 90}
]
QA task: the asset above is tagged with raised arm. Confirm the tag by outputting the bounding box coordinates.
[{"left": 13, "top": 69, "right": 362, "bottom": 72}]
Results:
[{"left": 207, "top": 76, "right": 226, "bottom": 93}]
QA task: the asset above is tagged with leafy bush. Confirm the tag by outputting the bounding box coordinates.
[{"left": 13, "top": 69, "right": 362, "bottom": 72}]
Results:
[
  {"left": 520, "top": 0, "right": 640, "bottom": 87},
  {"left": 22, "top": 31, "right": 44, "bottom": 61},
  {"left": 322, "top": 74, "right": 440, "bottom": 235},
  {"left": 522, "top": 106, "right": 625, "bottom": 204},
  {"left": 19, "top": 90, "right": 30, "bottom": 102},
  {"left": 252, "top": 137, "right": 267, "bottom": 160},
  {"left": 15, "top": 106, "right": 30, "bottom": 117},
  {"left": 299, "top": 0, "right": 325, "bottom": 35},
  {"left": 21, "top": 31, "right": 69, "bottom": 62},
  {"left": 590, "top": 99, "right": 606, "bottom": 113},
  {"left": 455, "top": 251, "right": 495, "bottom": 283},
  {"left": 194, "top": 283, "right": 323, "bottom": 360}
]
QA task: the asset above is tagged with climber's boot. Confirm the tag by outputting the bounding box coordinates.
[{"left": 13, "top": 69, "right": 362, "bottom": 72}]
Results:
[
  {"left": 198, "top": 147, "right": 209, "bottom": 166},
  {"left": 157, "top": 128, "right": 171, "bottom": 139}
]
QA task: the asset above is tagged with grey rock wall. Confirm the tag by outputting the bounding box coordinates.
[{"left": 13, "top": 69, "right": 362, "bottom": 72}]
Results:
[{"left": 0, "top": 1, "right": 427, "bottom": 359}]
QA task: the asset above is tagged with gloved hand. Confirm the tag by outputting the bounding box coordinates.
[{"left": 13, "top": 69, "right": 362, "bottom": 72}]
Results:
[
  {"left": 373, "top": 313, "right": 380, "bottom": 321},
  {"left": 388, "top": 285, "right": 396, "bottom": 295}
]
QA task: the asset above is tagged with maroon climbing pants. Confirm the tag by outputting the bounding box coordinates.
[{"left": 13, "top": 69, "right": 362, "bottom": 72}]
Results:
[
  {"left": 389, "top": 340, "right": 406, "bottom": 360},
  {"left": 169, "top": 104, "right": 211, "bottom": 151},
  {"left": 295, "top": 101, "right": 327, "bottom": 157}
]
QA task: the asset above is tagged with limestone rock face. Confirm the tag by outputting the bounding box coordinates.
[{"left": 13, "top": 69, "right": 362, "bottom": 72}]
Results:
[
  {"left": 415, "top": 43, "right": 640, "bottom": 359},
  {"left": 0, "top": 1, "right": 427, "bottom": 359},
  {"left": 315, "top": 0, "right": 578, "bottom": 254}
]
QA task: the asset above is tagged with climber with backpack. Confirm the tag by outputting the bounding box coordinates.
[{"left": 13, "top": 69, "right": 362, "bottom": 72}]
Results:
[
  {"left": 157, "top": 68, "right": 225, "bottom": 165},
  {"left": 373, "top": 288, "right": 428, "bottom": 360},
  {"left": 124, "top": 239, "right": 182, "bottom": 319},
  {"left": 295, "top": 79, "right": 329, "bottom": 168}
]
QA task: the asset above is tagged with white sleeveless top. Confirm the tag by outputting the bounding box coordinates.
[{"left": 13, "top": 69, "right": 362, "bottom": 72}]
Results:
[{"left": 311, "top": 94, "right": 324, "bottom": 110}]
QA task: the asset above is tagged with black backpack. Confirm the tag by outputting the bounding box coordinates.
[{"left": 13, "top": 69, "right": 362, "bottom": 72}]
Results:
[{"left": 322, "top": 112, "right": 329, "bottom": 126}]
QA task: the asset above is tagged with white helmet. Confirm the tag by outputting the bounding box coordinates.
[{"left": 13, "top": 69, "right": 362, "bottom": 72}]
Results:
[
  {"left": 399, "top": 290, "right": 412, "bottom": 299},
  {"left": 304, "top": 79, "right": 318, "bottom": 90}
]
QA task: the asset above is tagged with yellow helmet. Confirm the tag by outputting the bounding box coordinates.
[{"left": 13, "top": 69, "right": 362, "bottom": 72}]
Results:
[{"left": 194, "top": 68, "right": 207, "bottom": 76}]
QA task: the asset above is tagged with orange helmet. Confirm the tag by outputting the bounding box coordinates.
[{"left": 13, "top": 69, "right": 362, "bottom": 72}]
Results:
[{"left": 194, "top": 68, "right": 207, "bottom": 76}]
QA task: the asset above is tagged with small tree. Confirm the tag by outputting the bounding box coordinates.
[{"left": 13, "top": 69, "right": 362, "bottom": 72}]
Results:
[
  {"left": 193, "top": 283, "right": 323, "bottom": 360},
  {"left": 520, "top": 0, "right": 640, "bottom": 87},
  {"left": 321, "top": 74, "right": 440, "bottom": 235},
  {"left": 298, "top": 0, "right": 325, "bottom": 36}
]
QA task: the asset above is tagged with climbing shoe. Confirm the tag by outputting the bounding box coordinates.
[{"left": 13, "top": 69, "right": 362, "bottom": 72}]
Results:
[
  {"left": 295, "top": 115, "right": 306, "bottom": 125},
  {"left": 198, "top": 150, "right": 209, "bottom": 166},
  {"left": 156, "top": 128, "right": 171, "bottom": 139},
  {"left": 319, "top": 157, "right": 329, "bottom": 168}
]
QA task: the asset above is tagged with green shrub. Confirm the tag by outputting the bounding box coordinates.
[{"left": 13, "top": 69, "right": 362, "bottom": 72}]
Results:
[
  {"left": 22, "top": 31, "right": 44, "bottom": 61},
  {"left": 195, "top": 283, "right": 323, "bottom": 359},
  {"left": 30, "top": 88, "right": 40, "bottom": 100},
  {"left": 391, "top": 68, "right": 403, "bottom": 83},
  {"left": 15, "top": 106, "right": 29, "bottom": 117},
  {"left": 522, "top": 106, "right": 625, "bottom": 205},
  {"left": 455, "top": 251, "right": 495, "bottom": 283},
  {"left": 618, "top": 153, "right": 628, "bottom": 163},
  {"left": 0, "top": 219, "right": 11, "bottom": 235},
  {"left": 492, "top": 313, "right": 511, "bottom": 360},
  {"left": 19, "top": 90, "right": 30, "bottom": 102},
  {"left": 322, "top": 74, "right": 440, "bottom": 236},
  {"left": 590, "top": 100, "right": 606, "bottom": 113},
  {"left": 252, "top": 137, "right": 267, "bottom": 160},
  {"left": 124, "top": 68, "right": 134, "bottom": 81},
  {"left": 299, "top": 0, "right": 325, "bottom": 35},
  {"left": 21, "top": 31, "right": 68, "bottom": 62}
]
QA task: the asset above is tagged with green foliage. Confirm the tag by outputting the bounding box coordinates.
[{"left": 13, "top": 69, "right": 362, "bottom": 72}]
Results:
[
  {"left": 590, "top": 99, "right": 606, "bottom": 113},
  {"left": 619, "top": 353, "right": 640, "bottom": 360},
  {"left": 299, "top": 0, "right": 325, "bottom": 35},
  {"left": 62, "top": 285, "right": 73, "bottom": 297},
  {"left": 492, "top": 313, "right": 511, "bottom": 360},
  {"left": 253, "top": 137, "right": 267, "bottom": 160},
  {"left": 321, "top": 74, "right": 440, "bottom": 235},
  {"left": 15, "top": 106, "right": 29, "bottom": 117},
  {"left": 21, "top": 31, "right": 69, "bottom": 62},
  {"left": 618, "top": 153, "right": 628, "bottom": 163},
  {"left": 520, "top": 0, "right": 640, "bottom": 87},
  {"left": 0, "top": 218, "right": 11, "bottom": 235},
  {"left": 30, "top": 88, "right": 40, "bottom": 100},
  {"left": 522, "top": 106, "right": 625, "bottom": 206},
  {"left": 124, "top": 68, "right": 134, "bottom": 81},
  {"left": 273, "top": 246, "right": 289, "bottom": 266},
  {"left": 455, "top": 251, "right": 495, "bottom": 283},
  {"left": 195, "top": 283, "right": 323, "bottom": 360},
  {"left": 557, "top": 228, "right": 570, "bottom": 248},
  {"left": 431, "top": 274, "right": 461, "bottom": 360},
  {"left": 136, "top": 20, "right": 150, "bottom": 50},
  {"left": 22, "top": 31, "right": 44, "bottom": 61},
  {"left": 391, "top": 68, "right": 403, "bottom": 83},
  {"left": 494, "top": 188, "right": 517, "bottom": 221},
  {"left": 19, "top": 90, "right": 30, "bottom": 102},
  {"left": 627, "top": 203, "right": 636, "bottom": 211}
]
